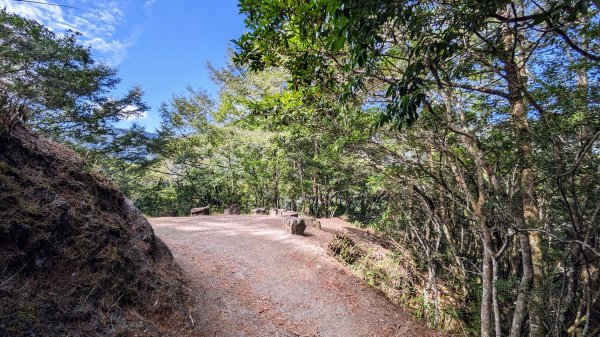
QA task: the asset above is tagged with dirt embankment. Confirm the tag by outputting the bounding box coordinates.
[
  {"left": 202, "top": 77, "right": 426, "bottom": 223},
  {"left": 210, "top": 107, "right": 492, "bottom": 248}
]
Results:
[
  {"left": 0, "top": 126, "right": 190, "bottom": 337},
  {"left": 150, "top": 215, "right": 445, "bottom": 337}
]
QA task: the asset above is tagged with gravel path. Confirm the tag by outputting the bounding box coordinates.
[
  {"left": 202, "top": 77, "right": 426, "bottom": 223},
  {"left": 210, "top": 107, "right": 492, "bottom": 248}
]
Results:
[{"left": 149, "top": 215, "right": 443, "bottom": 337}]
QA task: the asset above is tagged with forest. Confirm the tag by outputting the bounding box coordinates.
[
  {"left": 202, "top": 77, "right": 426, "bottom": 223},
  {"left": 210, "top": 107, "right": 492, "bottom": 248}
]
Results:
[{"left": 1, "top": 1, "right": 599, "bottom": 336}]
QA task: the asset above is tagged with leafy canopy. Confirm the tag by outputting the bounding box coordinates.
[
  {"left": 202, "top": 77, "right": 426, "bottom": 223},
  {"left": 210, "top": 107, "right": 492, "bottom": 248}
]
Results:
[
  {"left": 0, "top": 9, "right": 147, "bottom": 141},
  {"left": 233, "top": 0, "right": 599, "bottom": 128}
]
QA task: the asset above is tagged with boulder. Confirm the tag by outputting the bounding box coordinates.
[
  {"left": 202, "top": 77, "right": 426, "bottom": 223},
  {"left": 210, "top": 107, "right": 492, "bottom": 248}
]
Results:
[
  {"left": 283, "top": 216, "right": 306, "bottom": 235},
  {"left": 190, "top": 206, "right": 209, "bottom": 216},
  {"left": 223, "top": 204, "right": 241, "bottom": 215},
  {"left": 269, "top": 208, "right": 287, "bottom": 216},
  {"left": 251, "top": 207, "right": 266, "bottom": 215},
  {"left": 301, "top": 216, "right": 321, "bottom": 230}
]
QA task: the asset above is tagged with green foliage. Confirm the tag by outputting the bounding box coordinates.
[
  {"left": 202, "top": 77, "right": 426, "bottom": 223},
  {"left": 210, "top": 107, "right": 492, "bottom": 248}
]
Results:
[
  {"left": 234, "top": 0, "right": 598, "bottom": 129},
  {"left": 101, "top": 62, "right": 383, "bottom": 219},
  {"left": 0, "top": 10, "right": 148, "bottom": 142},
  {"left": 230, "top": 1, "right": 599, "bottom": 335},
  {"left": 327, "top": 234, "right": 364, "bottom": 264}
]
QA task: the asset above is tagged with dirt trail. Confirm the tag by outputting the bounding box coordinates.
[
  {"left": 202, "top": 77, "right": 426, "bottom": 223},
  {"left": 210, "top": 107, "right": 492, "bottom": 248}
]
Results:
[{"left": 150, "top": 215, "right": 442, "bottom": 337}]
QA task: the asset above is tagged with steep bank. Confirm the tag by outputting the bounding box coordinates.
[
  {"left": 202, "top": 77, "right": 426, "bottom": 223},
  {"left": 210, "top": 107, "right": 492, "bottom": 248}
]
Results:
[{"left": 0, "top": 126, "right": 190, "bottom": 336}]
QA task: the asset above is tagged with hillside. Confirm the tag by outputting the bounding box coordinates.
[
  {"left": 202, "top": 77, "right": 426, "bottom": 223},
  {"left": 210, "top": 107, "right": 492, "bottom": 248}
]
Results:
[{"left": 0, "top": 126, "right": 191, "bottom": 337}]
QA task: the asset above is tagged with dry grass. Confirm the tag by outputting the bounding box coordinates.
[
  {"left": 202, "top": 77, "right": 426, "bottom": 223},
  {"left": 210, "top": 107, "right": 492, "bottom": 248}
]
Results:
[{"left": 0, "top": 126, "right": 192, "bottom": 336}]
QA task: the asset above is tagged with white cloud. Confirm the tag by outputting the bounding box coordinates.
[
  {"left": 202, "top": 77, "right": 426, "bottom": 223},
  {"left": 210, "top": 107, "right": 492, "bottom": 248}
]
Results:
[
  {"left": 142, "top": 0, "right": 157, "bottom": 19},
  {"left": 0, "top": 0, "right": 140, "bottom": 65},
  {"left": 122, "top": 104, "right": 139, "bottom": 113},
  {"left": 123, "top": 105, "right": 148, "bottom": 121}
]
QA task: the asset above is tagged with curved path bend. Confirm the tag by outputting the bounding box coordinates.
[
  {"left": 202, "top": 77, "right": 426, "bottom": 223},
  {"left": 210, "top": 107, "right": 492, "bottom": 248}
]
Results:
[{"left": 149, "top": 215, "right": 443, "bottom": 337}]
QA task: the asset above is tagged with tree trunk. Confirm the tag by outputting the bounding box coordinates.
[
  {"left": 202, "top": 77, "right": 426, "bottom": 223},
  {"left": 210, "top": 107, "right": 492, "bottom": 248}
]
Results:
[
  {"left": 312, "top": 175, "right": 319, "bottom": 216},
  {"left": 557, "top": 243, "right": 580, "bottom": 335},
  {"left": 481, "top": 238, "right": 494, "bottom": 337},
  {"left": 509, "top": 232, "right": 534, "bottom": 337},
  {"left": 492, "top": 256, "right": 502, "bottom": 337},
  {"left": 272, "top": 149, "right": 279, "bottom": 208},
  {"left": 501, "top": 4, "right": 544, "bottom": 335},
  {"left": 435, "top": 73, "right": 498, "bottom": 337}
]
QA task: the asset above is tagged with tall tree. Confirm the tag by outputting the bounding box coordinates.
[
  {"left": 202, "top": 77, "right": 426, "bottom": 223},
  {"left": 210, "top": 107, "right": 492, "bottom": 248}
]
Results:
[{"left": 0, "top": 9, "right": 147, "bottom": 142}]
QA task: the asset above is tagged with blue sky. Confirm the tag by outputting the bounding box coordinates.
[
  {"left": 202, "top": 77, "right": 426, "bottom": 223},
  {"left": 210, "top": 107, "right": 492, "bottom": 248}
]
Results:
[{"left": 1, "top": 0, "right": 246, "bottom": 131}]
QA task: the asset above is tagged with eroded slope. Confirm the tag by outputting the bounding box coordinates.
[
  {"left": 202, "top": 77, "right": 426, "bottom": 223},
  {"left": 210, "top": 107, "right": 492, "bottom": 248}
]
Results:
[{"left": 0, "top": 126, "right": 190, "bottom": 337}]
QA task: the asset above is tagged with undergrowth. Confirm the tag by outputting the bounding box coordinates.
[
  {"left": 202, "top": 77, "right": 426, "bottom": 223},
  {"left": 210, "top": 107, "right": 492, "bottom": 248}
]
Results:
[
  {"left": 327, "top": 232, "right": 468, "bottom": 335},
  {"left": 327, "top": 234, "right": 364, "bottom": 264}
]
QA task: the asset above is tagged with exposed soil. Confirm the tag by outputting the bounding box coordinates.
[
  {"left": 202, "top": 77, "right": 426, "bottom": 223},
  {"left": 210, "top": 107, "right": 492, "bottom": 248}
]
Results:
[
  {"left": 150, "top": 215, "right": 445, "bottom": 337},
  {"left": 0, "top": 126, "right": 190, "bottom": 337}
]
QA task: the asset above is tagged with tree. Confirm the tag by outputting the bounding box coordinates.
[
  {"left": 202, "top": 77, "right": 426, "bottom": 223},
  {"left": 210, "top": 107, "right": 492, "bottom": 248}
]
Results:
[
  {"left": 0, "top": 9, "right": 147, "bottom": 142},
  {"left": 233, "top": 1, "right": 599, "bottom": 335}
]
